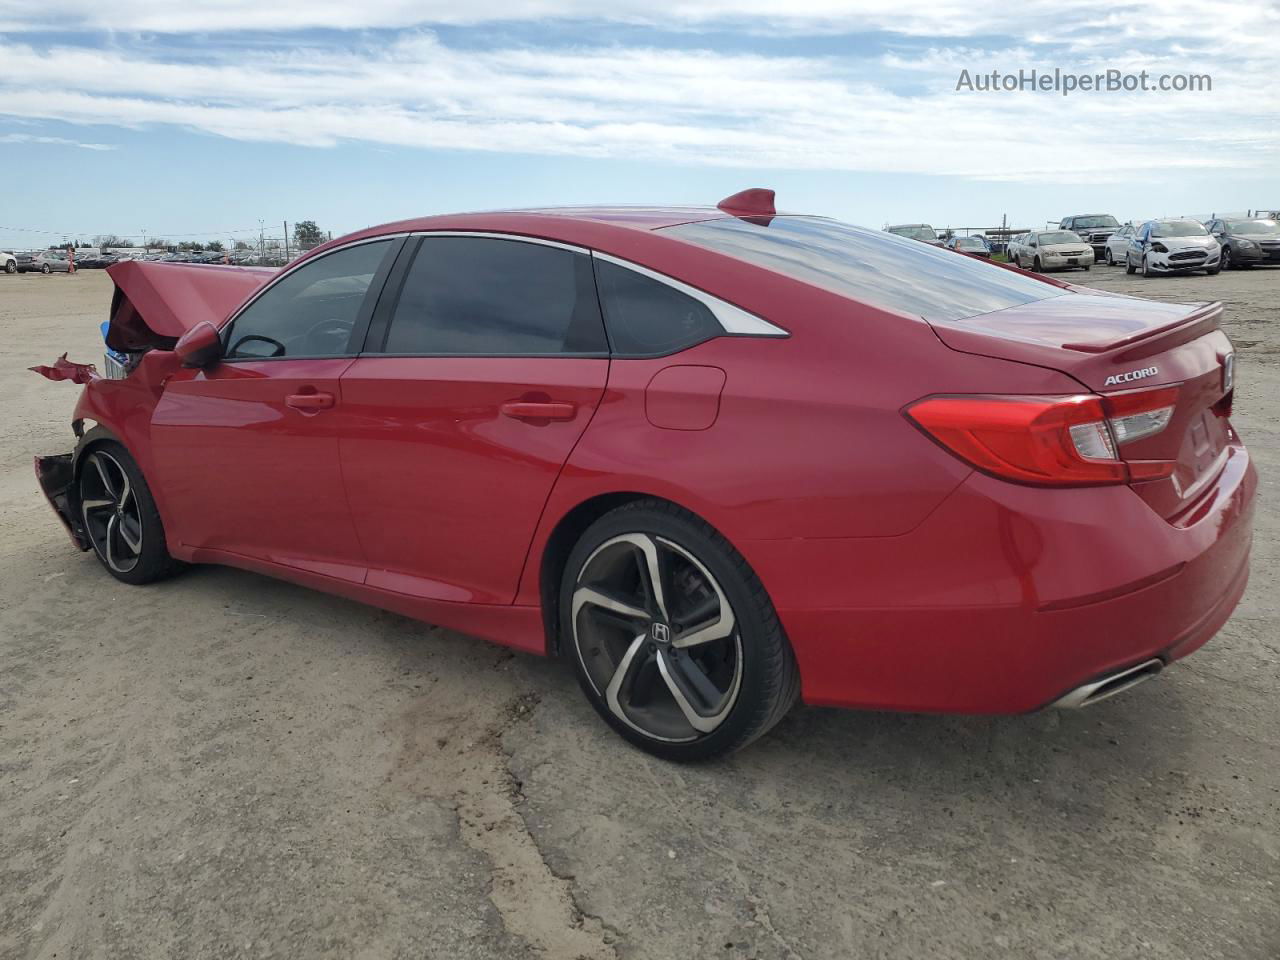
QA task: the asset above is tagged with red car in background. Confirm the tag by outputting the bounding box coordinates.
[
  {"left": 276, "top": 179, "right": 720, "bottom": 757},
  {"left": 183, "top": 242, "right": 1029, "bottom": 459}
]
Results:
[{"left": 34, "top": 189, "right": 1255, "bottom": 760}]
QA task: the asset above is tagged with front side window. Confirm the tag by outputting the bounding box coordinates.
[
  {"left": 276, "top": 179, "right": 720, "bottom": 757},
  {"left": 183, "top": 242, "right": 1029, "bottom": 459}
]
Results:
[
  {"left": 378, "top": 237, "right": 606, "bottom": 356},
  {"left": 664, "top": 217, "right": 1065, "bottom": 323},
  {"left": 225, "top": 240, "right": 391, "bottom": 359}
]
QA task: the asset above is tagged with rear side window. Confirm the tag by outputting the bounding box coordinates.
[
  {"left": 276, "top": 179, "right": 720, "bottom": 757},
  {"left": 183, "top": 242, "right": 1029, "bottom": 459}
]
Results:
[
  {"left": 664, "top": 216, "right": 1066, "bottom": 322},
  {"left": 593, "top": 259, "right": 722, "bottom": 357},
  {"left": 225, "top": 239, "right": 391, "bottom": 359},
  {"left": 379, "top": 237, "right": 606, "bottom": 355}
]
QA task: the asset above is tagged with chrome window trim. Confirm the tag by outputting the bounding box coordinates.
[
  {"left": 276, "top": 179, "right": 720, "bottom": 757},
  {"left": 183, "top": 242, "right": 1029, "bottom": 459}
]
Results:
[
  {"left": 590, "top": 251, "right": 788, "bottom": 338},
  {"left": 408, "top": 230, "right": 589, "bottom": 256}
]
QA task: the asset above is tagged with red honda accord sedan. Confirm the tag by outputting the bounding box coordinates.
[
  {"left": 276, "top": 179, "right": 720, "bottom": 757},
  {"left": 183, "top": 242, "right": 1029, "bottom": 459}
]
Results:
[{"left": 34, "top": 189, "right": 1255, "bottom": 759}]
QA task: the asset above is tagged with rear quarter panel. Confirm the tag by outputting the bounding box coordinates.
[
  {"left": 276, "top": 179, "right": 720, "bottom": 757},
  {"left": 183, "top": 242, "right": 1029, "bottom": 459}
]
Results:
[{"left": 515, "top": 270, "right": 1088, "bottom": 607}]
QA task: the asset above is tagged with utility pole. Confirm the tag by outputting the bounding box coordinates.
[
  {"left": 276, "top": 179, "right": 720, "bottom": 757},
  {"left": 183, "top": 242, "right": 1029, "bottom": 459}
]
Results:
[{"left": 283, "top": 221, "right": 290, "bottom": 261}]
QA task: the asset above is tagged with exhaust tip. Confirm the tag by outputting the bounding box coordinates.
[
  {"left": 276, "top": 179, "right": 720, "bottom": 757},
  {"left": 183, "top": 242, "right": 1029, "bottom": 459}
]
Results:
[{"left": 1051, "top": 658, "right": 1164, "bottom": 709}]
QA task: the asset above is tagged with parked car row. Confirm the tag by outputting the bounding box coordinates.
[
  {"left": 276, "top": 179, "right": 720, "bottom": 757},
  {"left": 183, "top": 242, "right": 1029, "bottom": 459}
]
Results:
[{"left": 886, "top": 212, "right": 1279, "bottom": 280}]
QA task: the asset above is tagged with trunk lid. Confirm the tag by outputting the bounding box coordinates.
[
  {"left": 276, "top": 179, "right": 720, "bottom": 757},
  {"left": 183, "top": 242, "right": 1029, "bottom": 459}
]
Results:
[
  {"left": 930, "top": 293, "right": 1235, "bottom": 520},
  {"left": 104, "top": 260, "right": 276, "bottom": 352}
]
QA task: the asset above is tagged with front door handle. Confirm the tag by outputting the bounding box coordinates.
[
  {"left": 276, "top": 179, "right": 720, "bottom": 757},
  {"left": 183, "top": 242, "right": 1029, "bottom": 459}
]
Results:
[
  {"left": 286, "top": 391, "right": 336, "bottom": 411},
  {"left": 500, "top": 400, "right": 577, "bottom": 422}
]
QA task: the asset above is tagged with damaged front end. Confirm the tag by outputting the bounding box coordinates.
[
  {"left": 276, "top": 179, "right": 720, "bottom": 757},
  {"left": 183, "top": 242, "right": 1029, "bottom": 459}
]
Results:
[{"left": 34, "top": 452, "right": 90, "bottom": 550}]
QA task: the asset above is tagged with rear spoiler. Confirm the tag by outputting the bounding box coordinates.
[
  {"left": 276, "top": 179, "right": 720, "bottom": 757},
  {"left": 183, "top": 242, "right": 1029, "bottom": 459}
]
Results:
[
  {"left": 1062, "top": 301, "right": 1223, "bottom": 355},
  {"left": 104, "top": 260, "right": 276, "bottom": 352}
]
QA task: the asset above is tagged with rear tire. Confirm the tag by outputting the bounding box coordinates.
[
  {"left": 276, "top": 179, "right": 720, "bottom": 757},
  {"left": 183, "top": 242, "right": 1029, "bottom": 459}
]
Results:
[
  {"left": 1106, "top": 248, "right": 1115, "bottom": 266},
  {"left": 77, "top": 441, "right": 182, "bottom": 585},
  {"left": 1033, "top": 257, "right": 1042, "bottom": 272},
  {"left": 560, "top": 500, "right": 800, "bottom": 761},
  {"left": 41, "top": 263, "right": 51, "bottom": 274},
  {"left": 3, "top": 260, "right": 14, "bottom": 274}
]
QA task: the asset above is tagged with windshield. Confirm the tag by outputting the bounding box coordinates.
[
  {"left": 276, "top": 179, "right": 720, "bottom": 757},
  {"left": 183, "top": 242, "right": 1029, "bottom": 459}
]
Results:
[
  {"left": 1037, "top": 232, "right": 1082, "bottom": 245},
  {"left": 1152, "top": 221, "right": 1208, "bottom": 238},
  {"left": 888, "top": 225, "right": 937, "bottom": 242},
  {"left": 664, "top": 216, "right": 1066, "bottom": 323},
  {"left": 1069, "top": 216, "right": 1119, "bottom": 229},
  {"left": 1225, "top": 219, "right": 1280, "bottom": 235},
  {"left": 955, "top": 237, "right": 987, "bottom": 249}
]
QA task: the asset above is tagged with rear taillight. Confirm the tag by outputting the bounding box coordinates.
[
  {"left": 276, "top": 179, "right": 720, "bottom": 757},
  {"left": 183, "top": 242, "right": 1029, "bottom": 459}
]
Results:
[{"left": 905, "top": 388, "right": 1178, "bottom": 487}]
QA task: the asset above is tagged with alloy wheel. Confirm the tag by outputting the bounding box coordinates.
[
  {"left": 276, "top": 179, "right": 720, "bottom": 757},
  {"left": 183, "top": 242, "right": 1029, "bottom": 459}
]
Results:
[
  {"left": 79, "top": 451, "right": 143, "bottom": 573},
  {"left": 1222, "top": 247, "right": 1232, "bottom": 270},
  {"left": 571, "top": 533, "right": 742, "bottom": 743}
]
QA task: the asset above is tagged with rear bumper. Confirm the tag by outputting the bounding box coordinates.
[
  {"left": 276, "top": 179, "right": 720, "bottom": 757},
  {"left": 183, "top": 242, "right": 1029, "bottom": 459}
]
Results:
[{"left": 743, "top": 440, "right": 1256, "bottom": 714}]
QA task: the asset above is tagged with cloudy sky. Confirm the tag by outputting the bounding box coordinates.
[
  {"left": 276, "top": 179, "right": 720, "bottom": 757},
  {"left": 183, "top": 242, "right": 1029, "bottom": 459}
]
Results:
[{"left": 0, "top": 1, "right": 1276, "bottom": 249}]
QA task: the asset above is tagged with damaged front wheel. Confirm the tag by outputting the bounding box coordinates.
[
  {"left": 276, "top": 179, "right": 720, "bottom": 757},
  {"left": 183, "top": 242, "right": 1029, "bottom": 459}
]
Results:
[{"left": 78, "top": 442, "right": 181, "bottom": 584}]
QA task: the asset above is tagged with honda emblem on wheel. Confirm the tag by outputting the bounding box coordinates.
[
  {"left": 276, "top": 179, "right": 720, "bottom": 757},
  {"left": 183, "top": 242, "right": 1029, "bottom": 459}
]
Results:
[{"left": 650, "top": 622, "right": 671, "bottom": 643}]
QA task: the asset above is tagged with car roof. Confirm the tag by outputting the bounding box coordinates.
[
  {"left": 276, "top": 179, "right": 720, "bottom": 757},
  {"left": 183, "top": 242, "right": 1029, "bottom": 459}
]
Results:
[{"left": 292, "top": 192, "right": 783, "bottom": 268}]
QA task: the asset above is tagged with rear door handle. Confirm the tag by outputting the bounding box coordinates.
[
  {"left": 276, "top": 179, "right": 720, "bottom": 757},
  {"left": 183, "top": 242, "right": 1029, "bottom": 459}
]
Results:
[
  {"left": 286, "top": 391, "right": 336, "bottom": 411},
  {"left": 500, "top": 400, "right": 577, "bottom": 422}
]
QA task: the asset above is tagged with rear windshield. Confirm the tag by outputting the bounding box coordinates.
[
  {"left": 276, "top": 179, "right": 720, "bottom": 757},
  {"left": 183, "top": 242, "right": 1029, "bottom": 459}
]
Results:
[
  {"left": 887, "top": 225, "right": 937, "bottom": 241},
  {"left": 663, "top": 216, "right": 1065, "bottom": 322}
]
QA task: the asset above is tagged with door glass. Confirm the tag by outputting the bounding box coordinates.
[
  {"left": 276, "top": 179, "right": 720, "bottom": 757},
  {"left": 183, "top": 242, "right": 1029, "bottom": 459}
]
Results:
[
  {"left": 379, "top": 237, "right": 606, "bottom": 355},
  {"left": 225, "top": 240, "right": 391, "bottom": 359}
]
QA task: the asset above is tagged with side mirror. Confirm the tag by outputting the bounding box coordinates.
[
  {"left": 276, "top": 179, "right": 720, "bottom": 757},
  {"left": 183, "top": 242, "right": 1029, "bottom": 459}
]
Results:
[{"left": 174, "top": 321, "right": 224, "bottom": 368}]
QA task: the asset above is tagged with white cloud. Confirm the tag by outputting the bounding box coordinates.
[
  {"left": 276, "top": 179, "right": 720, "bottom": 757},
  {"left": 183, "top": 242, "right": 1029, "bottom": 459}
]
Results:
[
  {"left": 0, "top": 4, "right": 1274, "bottom": 183},
  {"left": 0, "top": 131, "right": 115, "bottom": 150}
]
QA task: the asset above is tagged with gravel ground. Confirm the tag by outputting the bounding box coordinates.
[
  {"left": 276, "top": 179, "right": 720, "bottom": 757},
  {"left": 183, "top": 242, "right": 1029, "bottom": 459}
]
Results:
[{"left": 2, "top": 265, "right": 1277, "bottom": 960}]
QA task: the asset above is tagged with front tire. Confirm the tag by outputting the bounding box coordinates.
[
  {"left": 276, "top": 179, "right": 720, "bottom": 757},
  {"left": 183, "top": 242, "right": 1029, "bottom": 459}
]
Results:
[
  {"left": 1221, "top": 247, "right": 1233, "bottom": 270},
  {"left": 77, "top": 441, "right": 182, "bottom": 585},
  {"left": 1125, "top": 254, "right": 1136, "bottom": 275},
  {"left": 1142, "top": 255, "right": 1154, "bottom": 278},
  {"left": 1033, "top": 256, "right": 1043, "bottom": 272},
  {"left": 560, "top": 500, "right": 799, "bottom": 761}
]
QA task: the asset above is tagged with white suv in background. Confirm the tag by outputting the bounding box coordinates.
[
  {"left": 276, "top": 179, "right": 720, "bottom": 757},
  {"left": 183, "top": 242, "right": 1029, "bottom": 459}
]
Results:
[
  {"left": 1103, "top": 224, "right": 1136, "bottom": 265},
  {"left": 1125, "top": 219, "right": 1221, "bottom": 276},
  {"left": 1, "top": 251, "right": 16, "bottom": 274}
]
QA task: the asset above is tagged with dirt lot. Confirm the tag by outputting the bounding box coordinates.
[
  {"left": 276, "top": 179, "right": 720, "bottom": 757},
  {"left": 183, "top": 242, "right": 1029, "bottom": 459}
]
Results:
[{"left": 2, "top": 266, "right": 1277, "bottom": 960}]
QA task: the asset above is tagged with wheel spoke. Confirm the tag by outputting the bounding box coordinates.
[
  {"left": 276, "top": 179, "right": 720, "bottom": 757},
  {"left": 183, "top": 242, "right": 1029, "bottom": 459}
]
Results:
[
  {"left": 628, "top": 534, "right": 668, "bottom": 620},
  {"left": 572, "top": 586, "right": 649, "bottom": 624},
  {"left": 81, "top": 498, "right": 114, "bottom": 512},
  {"left": 656, "top": 649, "right": 724, "bottom": 733},
  {"left": 105, "top": 515, "right": 119, "bottom": 569},
  {"left": 604, "top": 635, "right": 648, "bottom": 723},
  {"left": 89, "top": 454, "right": 117, "bottom": 499},
  {"left": 673, "top": 587, "right": 735, "bottom": 650},
  {"left": 117, "top": 514, "right": 142, "bottom": 554}
]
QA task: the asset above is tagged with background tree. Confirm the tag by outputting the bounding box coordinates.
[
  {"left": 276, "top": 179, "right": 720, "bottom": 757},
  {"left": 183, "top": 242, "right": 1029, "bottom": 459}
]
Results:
[
  {"left": 207, "top": 241, "right": 224, "bottom": 252},
  {"left": 293, "top": 220, "right": 323, "bottom": 249}
]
